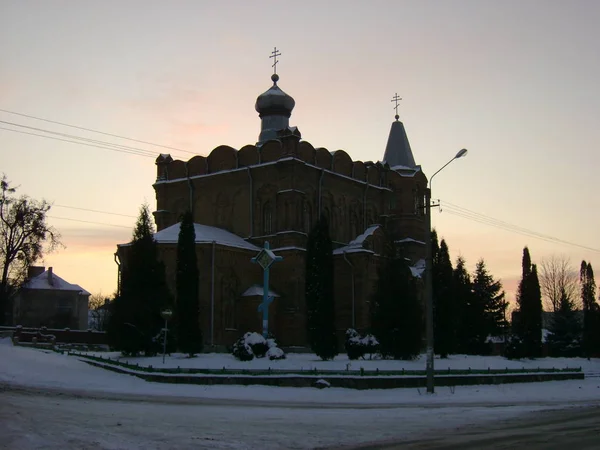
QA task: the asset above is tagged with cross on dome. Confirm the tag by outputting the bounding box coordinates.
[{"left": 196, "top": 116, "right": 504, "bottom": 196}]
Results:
[
  {"left": 270, "top": 47, "right": 281, "bottom": 75},
  {"left": 391, "top": 93, "right": 402, "bottom": 120}
]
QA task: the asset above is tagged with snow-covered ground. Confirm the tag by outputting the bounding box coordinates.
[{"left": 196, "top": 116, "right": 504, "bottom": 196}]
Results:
[
  {"left": 2, "top": 339, "right": 600, "bottom": 407},
  {"left": 78, "top": 348, "right": 599, "bottom": 375},
  {"left": 2, "top": 338, "right": 600, "bottom": 449}
]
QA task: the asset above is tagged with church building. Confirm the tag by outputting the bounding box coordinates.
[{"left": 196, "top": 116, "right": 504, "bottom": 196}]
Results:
[{"left": 116, "top": 63, "right": 429, "bottom": 349}]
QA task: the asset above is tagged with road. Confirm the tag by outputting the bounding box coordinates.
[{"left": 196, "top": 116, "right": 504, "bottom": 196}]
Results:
[
  {"left": 1, "top": 383, "right": 598, "bottom": 450},
  {"left": 343, "top": 405, "right": 600, "bottom": 450}
]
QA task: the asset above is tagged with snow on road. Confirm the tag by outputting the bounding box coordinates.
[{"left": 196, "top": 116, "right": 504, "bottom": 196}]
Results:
[{"left": 2, "top": 338, "right": 600, "bottom": 449}]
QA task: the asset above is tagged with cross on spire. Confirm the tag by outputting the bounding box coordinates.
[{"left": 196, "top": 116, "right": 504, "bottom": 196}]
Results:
[
  {"left": 270, "top": 47, "right": 281, "bottom": 74},
  {"left": 391, "top": 93, "right": 402, "bottom": 120}
]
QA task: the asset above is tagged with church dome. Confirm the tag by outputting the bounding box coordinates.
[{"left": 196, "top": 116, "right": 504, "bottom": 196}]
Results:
[{"left": 255, "top": 74, "right": 295, "bottom": 118}]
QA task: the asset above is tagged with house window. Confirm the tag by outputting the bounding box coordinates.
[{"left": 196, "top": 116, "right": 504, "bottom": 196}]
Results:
[{"left": 263, "top": 202, "right": 273, "bottom": 234}]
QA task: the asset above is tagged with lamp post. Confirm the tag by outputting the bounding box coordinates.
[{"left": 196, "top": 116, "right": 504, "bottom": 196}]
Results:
[
  {"left": 425, "top": 148, "right": 468, "bottom": 394},
  {"left": 160, "top": 309, "right": 173, "bottom": 364}
]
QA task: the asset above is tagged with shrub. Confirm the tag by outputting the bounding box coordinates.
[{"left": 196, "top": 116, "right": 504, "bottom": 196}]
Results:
[
  {"left": 267, "top": 346, "right": 286, "bottom": 360},
  {"left": 232, "top": 331, "right": 286, "bottom": 361},
  {"left": 345, "top": 328, "right": 379, "bottom": 360},
  {"left": 232, "top": 338, "right": 254, "bottom": 361},
  {"left": 504, "top": 335, "right": 525, "bottom": 360}
]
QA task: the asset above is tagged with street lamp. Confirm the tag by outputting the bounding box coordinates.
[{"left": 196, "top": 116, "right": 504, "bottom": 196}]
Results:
[
  {"left": 425, "top": 148, "right": 468, "bottom": 394},
  {"left": 160, "top": 309, "right": 173, "bottom": 364}
]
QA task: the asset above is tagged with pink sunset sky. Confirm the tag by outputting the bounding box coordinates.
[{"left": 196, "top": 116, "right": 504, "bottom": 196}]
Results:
[{"left": 1, "top": 1, "right": 598, "bottom": 306}]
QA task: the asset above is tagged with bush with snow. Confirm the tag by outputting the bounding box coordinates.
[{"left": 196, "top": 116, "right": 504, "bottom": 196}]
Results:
[
  {"left": 345, "top": 328, "right": 379, "bottom": 360},
  {"left": 266, "top": 346, "right": 286, "bottom": 360},
  {"left": 232, "top": 332, "right": 286, "bottom": 361}
]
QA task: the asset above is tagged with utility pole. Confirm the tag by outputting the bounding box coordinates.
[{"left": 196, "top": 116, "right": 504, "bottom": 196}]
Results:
[{"left": 425, "top": 149, "right": 468, "bottom": 394}]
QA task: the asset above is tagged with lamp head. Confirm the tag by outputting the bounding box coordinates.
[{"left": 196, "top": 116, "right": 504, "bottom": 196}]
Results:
[{"left": 455, "top": 148, "right": 468, "bottom": 159}]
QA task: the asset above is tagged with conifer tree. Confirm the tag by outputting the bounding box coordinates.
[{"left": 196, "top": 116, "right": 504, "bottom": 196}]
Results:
[
  {"left": 516, "top": 247, "right": 543, "bottom": 358},
  {"left": 305, "top": 215, "right": 338, "bottom": 360},
  {"left": 547, "top": 288, "right": 581, "bottom": 357},
  {"left": 453, "top": 256, "right": 476, "bottom": 353},
  {"left": 176, "top": 211, "right": 203, "bottom": 356},
  {"left": 580, "top": 261, "right": 598, "bottom": 358},
  {"left": 433, "top": 239, "right": 456, "bottom": 358},
  {"left": 471, "top": 259, "right": 508, "bottom": 354},
  {"left": 107, "top": 204, "right": 171, "bottom": 356},
  {"left": 371, "top": 236, "right": 422, "bottom": 360}
]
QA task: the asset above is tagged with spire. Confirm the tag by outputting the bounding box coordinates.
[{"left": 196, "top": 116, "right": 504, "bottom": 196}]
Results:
[
  {"left": 382, "top": 94, "right": 416, "bottom": 168},
  {"left": 255, "top": 47, "right": 299, "bottom": 145}
]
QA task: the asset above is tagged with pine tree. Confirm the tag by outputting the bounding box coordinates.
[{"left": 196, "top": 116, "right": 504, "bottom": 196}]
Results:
[
  {"left": 547, "top": 288, "right": 581, "bottom": 357},
  {"left": 107, "top": 204, "right": 171, "bottom": 356},
  {"left": 454, "top": 256, "right": 476, "bottom": 354},
  {"left": 371, "top": 236, "right": 422, "bottom": 360},
  {"left": 433, "top": 239, "right": 456, "bottom": 358},
  {"left": 516, "top": 247, "right": 543, "bottom": 358},
  {"left": 471, "top": 259, "right": 508, "bottom": 354},
  {"left": 176, "top": 211, "right": 203, "bottom": 356},
  {"left": 305, "top": 215, "right": 338, "bottom": 360},
  {"left": 580, "top": 261, "right": 597, "bottom": 358}
]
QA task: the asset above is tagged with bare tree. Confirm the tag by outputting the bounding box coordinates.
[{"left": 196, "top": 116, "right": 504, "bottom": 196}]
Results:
[
  {"left": 539, "top": 255, "right": 579, "bottom": 312},
  {"left": 89, "top": 291, "right": 111, "bottom": 331},
  {"left": 0, "top": 175, "right": 62, "bottom": 324}
]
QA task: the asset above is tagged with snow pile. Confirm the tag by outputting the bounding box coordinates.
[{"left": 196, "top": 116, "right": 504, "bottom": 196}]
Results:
[
  {"left": 345, "top": 329, "right": 379, "bottom": 360},
  {"left": 232, "top": 332, "right": 286, "bottom": 361}
]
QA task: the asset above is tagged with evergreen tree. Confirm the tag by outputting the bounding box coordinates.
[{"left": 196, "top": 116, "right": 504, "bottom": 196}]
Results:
[
  {"left": 471, "top": 259, "right": 508, "bottom": 354},
  {"left": 176, "top": 211, "right": 203, "bottom": 356},
  {"left": 107, "top": 204, "right": 171, "bottom": 356},
  {"left": 515, "top": 247, "right": 543, "bottom": 358},
  {"left": 580, "top": 261, "right": 598, "bottom": 358},
  {"left": 453, "top": 256, "right": 476, "bottom": 354},
  {"left": 433, "top": 239, "right": 456, "bottom": 358},
  {"left": 547, "top": 288, "right": 581, "bottom": 357},
  {"left": 305, "top": 215, "right": 338, "bottom": 360},
  {"left": 371, "top": 235, "right": 422, "bottom": 360}
]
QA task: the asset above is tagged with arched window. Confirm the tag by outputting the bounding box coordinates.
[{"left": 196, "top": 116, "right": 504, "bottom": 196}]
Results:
[
  {"left": 304, "top": 202, "right": 312, "bottom": 233},
  {"left": 263, "top": 202, "right": 273, "bottom": 234}
]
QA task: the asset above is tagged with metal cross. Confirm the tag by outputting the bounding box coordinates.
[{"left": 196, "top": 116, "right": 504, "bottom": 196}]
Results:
[
  {"left": 270, "top": 47, "right": 281, "bottom": 74},
  {"left": 391, "top": 93, "right": 402, "bottom": 117}
]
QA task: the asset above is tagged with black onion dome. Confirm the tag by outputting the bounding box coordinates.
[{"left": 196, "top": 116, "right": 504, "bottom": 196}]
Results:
[{"left": 255, "top": 74, "right": 295, "bottom": 117}]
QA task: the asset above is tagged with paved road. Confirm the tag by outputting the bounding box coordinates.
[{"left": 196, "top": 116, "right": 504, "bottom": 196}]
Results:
[
  {"left": 1, "top": 383, "right": 598, "bottom": 449},
  {"left": 343, "top": 405, "right": 600, "bottom": 449}
]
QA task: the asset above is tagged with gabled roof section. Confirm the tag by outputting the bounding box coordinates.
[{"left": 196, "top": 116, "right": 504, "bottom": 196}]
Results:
[
  {"left": 153, "top": 222, "right": 259, "bottom": 251},
  {"left": 382, "top": 119, "right": 417, "bottom": 168},
  {"left": 22, "top": 269, "right": 91, "bottom": 295},
  {"left": 333, "top": 225, "right": 381, "bottom": 255}
]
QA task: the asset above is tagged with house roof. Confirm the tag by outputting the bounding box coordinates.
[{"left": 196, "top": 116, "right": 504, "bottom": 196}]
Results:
[
  {"left": 151, "top": 222, "right": 260, "bottom": 251},
  {"left": 22, "top": 269, "right": 91, "bottom": 296}
]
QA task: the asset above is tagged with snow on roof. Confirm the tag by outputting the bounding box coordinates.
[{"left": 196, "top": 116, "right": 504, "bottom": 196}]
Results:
[
  {"left": 397, "top": 237, "right": 426, "bottom": 245},
  {"left": 22, "top": 269, "right": 91, "bottom": 296},
  {"left": 409, "top": 259, "right": 426, "bottom": 278},
  {"left": 241, "top": 285, "right": 280, "bottom": 297},
  {"left": 333, "top": 225, "right": 380, "bottom": 255},
  {"left": 153, "top": 223, "right": 259, "bottom": 251}
]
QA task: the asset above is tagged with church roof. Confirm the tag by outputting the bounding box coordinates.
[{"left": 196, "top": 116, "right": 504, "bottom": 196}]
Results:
[
  {"left": 153, "top": 222, "right": 259, "bottom": 251},
  {"left": 255, "top": 74, "right": 295, "bottom": 118},
  {"left": 333, "top": 225, "right": 381, "bottom": 255},
  {"left": 382, "top": 119, "right": 417, "bottom": 168}
]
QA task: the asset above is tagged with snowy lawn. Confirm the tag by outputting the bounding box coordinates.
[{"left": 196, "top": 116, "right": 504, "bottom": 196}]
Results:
[
  {"left": 2, "top": 339, "right": 600, "bottom": 407},
  {"left": 79, "top": 348, "right": 599, "bottom": 374}
]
